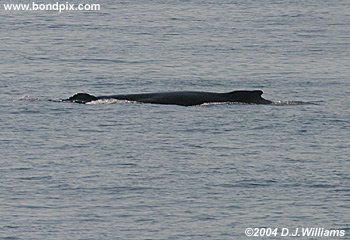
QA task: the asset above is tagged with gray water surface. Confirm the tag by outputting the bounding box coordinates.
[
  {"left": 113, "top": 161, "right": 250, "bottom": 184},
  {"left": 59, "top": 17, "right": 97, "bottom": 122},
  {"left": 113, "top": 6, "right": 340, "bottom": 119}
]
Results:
[{"left": 1, "top": 0, "right": 349, "bottom": 239}]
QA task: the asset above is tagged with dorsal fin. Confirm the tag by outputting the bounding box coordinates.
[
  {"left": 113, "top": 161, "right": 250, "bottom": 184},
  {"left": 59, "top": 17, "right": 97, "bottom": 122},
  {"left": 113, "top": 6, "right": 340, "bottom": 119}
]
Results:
[{"left": 225, "top": 90, "right": 271, "bottom": 104}]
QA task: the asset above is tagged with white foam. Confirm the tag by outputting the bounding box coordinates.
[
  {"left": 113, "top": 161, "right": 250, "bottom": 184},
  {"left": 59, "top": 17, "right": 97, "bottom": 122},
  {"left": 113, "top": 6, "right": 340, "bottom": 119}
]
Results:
[
  {"left": 86, "top": 99, "right": 135, "bottom": 105},
  {"left": 18, "top": 96, "right": 39, "bottom": 101},
  {"left": 271, "top": 100, "right": 313, "bottom": 105},
  {"left": 201, "top": 102, "right": 255, "bottom": 106}
]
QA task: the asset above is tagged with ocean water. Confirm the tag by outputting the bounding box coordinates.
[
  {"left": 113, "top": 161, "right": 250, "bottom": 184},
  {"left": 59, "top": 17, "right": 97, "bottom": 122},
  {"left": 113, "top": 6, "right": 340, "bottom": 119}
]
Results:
[{"left": 1, "top": 0, "right": 349, "bottom": 239}]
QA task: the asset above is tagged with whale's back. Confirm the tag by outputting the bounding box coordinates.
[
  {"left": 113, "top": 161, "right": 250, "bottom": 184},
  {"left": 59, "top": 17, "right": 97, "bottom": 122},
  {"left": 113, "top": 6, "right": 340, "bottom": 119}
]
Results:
[{"left": 63, "top": 90, "right": 272, "bottom": 105}]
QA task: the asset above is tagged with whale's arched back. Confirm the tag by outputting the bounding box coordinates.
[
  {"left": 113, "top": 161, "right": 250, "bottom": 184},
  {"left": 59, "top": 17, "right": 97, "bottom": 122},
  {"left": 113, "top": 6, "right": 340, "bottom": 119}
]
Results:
[{"left": 64, "top": 93, "right": 98, "bottom": 103}]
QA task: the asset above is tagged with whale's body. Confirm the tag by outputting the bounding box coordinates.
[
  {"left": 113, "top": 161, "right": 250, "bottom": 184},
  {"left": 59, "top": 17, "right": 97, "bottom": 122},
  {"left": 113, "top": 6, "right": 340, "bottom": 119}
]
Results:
[{"left": 64, "top": 90, "right": 272, "bottom": 106}]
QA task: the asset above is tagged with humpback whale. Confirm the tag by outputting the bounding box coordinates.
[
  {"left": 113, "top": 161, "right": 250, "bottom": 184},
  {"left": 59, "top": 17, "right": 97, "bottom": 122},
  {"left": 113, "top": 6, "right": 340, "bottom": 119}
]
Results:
[{"left": 63, "top": 90, "right": 272, "bottom": 106}]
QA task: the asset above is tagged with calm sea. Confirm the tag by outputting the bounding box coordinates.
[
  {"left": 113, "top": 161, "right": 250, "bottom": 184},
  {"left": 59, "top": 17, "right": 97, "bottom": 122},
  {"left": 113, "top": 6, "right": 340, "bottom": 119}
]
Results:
[{"left": 1, "top": 0, "right": 349, "bottom": 239}]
